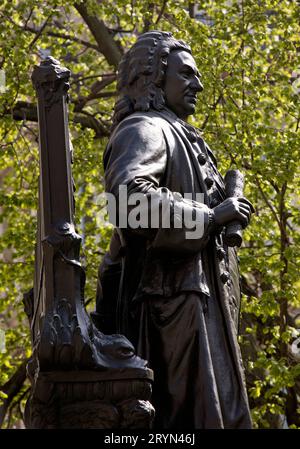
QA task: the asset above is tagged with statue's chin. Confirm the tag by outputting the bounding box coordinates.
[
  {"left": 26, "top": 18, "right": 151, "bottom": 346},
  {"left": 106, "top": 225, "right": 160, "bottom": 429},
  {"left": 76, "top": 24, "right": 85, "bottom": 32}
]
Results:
[
  {"left": 188, "top": 102, "right": 196, "bottom": 112},
  {"left": 182, "top": 101, "right": 196, "bottom": 116},
  {"left": 167, "top": 103, "right": 195, "bottom": 120}
]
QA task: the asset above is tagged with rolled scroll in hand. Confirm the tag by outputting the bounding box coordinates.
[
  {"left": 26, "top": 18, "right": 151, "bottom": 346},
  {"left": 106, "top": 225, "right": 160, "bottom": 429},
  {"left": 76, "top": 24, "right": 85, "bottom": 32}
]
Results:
[{"left": 224, "top": 169, "right": 244, "bottom": 247}]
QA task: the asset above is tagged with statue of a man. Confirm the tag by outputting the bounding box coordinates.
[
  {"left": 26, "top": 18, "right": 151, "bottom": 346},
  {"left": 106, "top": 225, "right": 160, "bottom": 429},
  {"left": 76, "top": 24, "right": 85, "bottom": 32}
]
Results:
[{"left": 95, "top": 31, "right": 254, "bottom": 429}]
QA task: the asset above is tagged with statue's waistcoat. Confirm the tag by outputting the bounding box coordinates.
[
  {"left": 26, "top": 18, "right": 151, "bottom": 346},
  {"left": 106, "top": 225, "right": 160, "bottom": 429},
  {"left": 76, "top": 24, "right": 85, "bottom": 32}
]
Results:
[
  {"left": 100, "top": 109, "right": 250, "bottom": 408},
  {"left": 105, "top": 110, "right": 241, "bottom": 327}
]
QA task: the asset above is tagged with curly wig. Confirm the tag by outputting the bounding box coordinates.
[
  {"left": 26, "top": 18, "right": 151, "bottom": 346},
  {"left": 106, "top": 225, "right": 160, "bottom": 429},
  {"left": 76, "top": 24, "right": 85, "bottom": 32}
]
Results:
[{"left": 112, "top": 31, "right": 191, "bottom": 129}]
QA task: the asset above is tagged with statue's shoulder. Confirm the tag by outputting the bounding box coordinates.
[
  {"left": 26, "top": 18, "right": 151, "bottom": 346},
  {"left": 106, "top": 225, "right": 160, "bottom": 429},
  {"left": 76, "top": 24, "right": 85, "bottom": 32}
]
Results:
[
  {"left": 117, "top": 111, "right": 167, "bottom": 129},
  {"left": 110, "top": 111, "right": 169, "bottom": 143}
]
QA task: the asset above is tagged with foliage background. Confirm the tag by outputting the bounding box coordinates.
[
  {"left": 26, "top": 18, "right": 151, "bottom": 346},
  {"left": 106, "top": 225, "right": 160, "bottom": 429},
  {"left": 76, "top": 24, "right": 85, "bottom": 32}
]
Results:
[{"left": 0, "top": 0, "right": 299, "bottom": 428}]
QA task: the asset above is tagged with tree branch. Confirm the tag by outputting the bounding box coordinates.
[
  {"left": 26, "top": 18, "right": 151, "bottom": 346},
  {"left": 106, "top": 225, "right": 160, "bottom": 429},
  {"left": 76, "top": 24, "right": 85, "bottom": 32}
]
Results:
[
  {"left": 73, "top": 112, "right": 110, "bottom": 137},
  {"left": 155, "top": 0, "right": 168, "bottom": 24},
  {"left": 255, "top": 175, "right": 281, "bottom": 229},
  {"left": 6, "top": 16, "right": 101, "bottom": 52},
  {"left": 27, "top": 16, "right": 52, "bottom": 50},
  {"left": 200, "top": 93, "right": 223, "bottom": 130},
  {"left": 74, "top": 74, "right": 116, "bottom": 112},
  {"left": 74, "top": 3, "right": 122, "bottom": 68},
  {"left": 0, "top": 359, "right": 28, "bottom": 428},
  {"left": 24, "top": 25, "right": 99, "bottom": 51},
  {"left": 9, "top": 101, "right": 110, "bottom": 138},
  {"left": 188, "top": 2, "right": 196, "bottom": 19},
  {"left": 143, "top": 3, "right": 154, "bottom": 33}
]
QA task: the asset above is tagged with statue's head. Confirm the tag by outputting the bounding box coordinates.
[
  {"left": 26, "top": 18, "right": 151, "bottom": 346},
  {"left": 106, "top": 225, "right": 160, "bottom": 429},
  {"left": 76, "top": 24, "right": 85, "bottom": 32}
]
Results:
[{"left": 112, "top": 31, "right": 203, "bottom": 127}]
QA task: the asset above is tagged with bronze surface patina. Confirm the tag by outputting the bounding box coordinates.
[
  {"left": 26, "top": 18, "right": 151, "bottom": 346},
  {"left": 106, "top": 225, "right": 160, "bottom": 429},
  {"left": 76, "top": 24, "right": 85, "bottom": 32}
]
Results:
[{"left": 94, "top": 30, "right": 254, "bottom": 429}]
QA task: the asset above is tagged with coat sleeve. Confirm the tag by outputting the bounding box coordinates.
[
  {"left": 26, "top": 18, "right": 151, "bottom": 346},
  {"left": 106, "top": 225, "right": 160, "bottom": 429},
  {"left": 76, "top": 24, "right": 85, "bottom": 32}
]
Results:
[{"left": 104, "top": 114, "right": 214, "bottom": 255}]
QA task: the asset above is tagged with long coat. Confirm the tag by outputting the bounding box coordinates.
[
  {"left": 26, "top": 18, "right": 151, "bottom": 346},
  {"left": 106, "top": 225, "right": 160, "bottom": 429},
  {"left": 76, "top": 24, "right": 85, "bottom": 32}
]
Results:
[{"left": 95, "top": 108, "right": 252, "bottom": 429}]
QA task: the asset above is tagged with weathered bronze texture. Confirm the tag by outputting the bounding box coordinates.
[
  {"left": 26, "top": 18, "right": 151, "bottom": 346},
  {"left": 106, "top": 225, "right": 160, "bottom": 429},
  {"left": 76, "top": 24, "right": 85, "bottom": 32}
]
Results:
[
  {"left": 25, "top": 56, "right": 154, "bottom": 429},
  {"left": 95, "top": 31, "right": 254, "bottom": 429}
]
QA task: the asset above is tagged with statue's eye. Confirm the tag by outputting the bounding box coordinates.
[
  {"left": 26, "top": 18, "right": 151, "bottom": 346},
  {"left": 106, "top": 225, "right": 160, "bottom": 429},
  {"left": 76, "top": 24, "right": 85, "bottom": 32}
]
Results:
[{"left": 181, "top": 72, "right": 190, "bottom": 79}]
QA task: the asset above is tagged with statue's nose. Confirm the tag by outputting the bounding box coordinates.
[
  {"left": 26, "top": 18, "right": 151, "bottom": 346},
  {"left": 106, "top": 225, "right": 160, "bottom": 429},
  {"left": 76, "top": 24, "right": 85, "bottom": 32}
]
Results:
[
  {"left": 195, "top": 78, "right": 204, "bottom": 92},
  {"left": 191, "top": 77, "right": 203, "bottom": 92}
]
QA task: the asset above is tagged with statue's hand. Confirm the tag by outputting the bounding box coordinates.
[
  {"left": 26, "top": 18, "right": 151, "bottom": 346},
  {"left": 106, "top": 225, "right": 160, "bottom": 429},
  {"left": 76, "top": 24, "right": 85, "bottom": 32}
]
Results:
[{"left": 212, "top": 197, "right": 254, "bottom": 228}]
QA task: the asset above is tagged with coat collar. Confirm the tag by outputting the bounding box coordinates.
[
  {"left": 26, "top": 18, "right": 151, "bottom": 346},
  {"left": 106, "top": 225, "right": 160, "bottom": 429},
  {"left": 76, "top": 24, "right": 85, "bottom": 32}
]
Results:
[
  {"left": 155, "top": 108, "right": 219, "bottom": 168},
  {"left": 159, "top": 107, "right": 202, "bottom": 142}
]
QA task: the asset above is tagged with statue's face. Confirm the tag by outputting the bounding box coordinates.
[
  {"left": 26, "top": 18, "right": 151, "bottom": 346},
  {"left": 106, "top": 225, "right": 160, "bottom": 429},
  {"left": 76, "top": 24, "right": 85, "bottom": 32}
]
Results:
[{"left": 164, "top": 50, "right": 203, "bottom": 120}]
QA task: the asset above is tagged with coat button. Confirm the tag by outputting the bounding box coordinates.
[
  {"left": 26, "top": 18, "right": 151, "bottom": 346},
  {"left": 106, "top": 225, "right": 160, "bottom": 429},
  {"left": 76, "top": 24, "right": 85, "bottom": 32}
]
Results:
[
  {"left": 217, "top": 248, "right": 226, "bottom": 260},
  {"left": 205, "top": 177, "right": 214, "bottom": 189},
  {"left": 197, "top": 153, "right": 207, "bottom": 165},
  {"left": 220, "top": 271, "right": 230, "bottom": 284}
]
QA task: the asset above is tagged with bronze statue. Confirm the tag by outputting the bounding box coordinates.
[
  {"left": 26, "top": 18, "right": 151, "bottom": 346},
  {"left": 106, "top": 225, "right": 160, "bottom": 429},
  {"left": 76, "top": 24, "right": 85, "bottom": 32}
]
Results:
[{"left": 94, "top": 31, "right": 254, "bottom": 429}]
